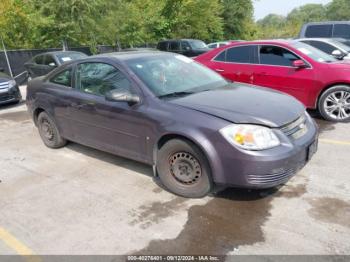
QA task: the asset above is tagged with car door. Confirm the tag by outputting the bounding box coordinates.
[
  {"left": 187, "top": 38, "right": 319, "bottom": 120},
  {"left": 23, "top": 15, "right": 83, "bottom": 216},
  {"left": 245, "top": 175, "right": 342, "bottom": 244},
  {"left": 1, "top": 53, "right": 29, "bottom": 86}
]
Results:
[
  {"left": 209, "top": 45, "right": 257, "bottom": 84},
  {"left": 68, "top": 61, "right": 148, "bottom": 162},
  {"left": 253, "top": 45, "right": 315, "bottom": 105}
]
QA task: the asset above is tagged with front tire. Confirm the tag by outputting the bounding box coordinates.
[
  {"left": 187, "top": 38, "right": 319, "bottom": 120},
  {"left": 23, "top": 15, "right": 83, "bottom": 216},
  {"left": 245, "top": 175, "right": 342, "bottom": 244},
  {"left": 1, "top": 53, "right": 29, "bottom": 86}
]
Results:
[
  {"left": 156, "top": 139, "right": 213, "bottom": 198},
  {"left": 318, "top": 85, "right": 350, "bottom": 122},
  {"left": 37, "top": 111, "right": 67, "bottom": 148}
]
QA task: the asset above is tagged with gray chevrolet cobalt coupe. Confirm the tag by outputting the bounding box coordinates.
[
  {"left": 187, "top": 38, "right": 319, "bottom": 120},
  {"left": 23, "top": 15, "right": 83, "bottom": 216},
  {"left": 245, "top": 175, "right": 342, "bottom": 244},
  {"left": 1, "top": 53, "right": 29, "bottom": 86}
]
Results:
[{"left": 26, "top": 52, "right": 318, "bottom": 198}]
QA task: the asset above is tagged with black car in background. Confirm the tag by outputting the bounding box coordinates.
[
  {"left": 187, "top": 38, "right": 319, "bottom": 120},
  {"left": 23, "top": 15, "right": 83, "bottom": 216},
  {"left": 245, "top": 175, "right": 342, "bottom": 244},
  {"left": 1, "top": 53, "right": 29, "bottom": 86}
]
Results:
[
  {"left": 0, "top": 68, "right": 21, "bottom": 105},
  {"left": 157, "top": 39, "right": 209, "bottom": 57},
  {"left": 24, "top": 51, "right": 87, "bottom": 79}
]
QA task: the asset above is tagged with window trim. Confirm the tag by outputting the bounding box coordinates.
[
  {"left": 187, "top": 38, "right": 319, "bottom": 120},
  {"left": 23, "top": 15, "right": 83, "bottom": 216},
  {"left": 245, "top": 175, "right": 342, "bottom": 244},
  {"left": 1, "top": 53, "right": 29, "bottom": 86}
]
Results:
[
  {"left": 73, "top": 61, "right": 135, "bottom": 98},
  {"left": 257, "top": 44, "right": 312, "bottom": 69},
  {"left": 212, "top": 44, "right": 313, "bottom": 69},
  {"left": 211, "top": 44, "right": 258, "bottom": 65}
]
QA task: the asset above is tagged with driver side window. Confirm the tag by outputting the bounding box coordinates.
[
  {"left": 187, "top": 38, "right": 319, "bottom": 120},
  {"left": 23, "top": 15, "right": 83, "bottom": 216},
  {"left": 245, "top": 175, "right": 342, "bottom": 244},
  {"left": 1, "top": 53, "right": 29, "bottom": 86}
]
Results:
[{"left": 75, "top": 62, "right": 131, "bottom": 96}]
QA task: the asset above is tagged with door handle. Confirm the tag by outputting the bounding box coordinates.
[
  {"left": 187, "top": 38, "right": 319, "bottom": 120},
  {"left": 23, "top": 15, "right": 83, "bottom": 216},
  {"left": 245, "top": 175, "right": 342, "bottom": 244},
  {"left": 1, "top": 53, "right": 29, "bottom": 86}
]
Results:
[{"left": 215, "top": 69, "right": 224, "bottom": 72}]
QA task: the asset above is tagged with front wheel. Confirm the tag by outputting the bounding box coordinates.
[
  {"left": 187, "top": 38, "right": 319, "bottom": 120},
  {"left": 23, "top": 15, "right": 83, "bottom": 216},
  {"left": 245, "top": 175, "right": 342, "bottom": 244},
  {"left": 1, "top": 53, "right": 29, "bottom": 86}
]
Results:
[
  {"left": 156, "top": 139, "right": 213, "bottom": 198},
  {"left": 318, "top": 85, "right": 350, "bottom": 122},
  {"left": 37, "top": 111, "right": 67, "bottom": 148}
]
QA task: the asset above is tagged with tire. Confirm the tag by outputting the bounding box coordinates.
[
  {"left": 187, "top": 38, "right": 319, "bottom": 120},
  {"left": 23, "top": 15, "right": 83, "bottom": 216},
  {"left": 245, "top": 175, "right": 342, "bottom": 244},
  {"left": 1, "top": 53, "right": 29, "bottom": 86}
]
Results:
[
  {"left": 318, "top": 85, "right": 350, "bottom": 122},
  {"left": 37, "top": 111, "right": 67, "bottom": 148},
  {"left": 156, "top": 139, "right": 213, "bottom": 198}
]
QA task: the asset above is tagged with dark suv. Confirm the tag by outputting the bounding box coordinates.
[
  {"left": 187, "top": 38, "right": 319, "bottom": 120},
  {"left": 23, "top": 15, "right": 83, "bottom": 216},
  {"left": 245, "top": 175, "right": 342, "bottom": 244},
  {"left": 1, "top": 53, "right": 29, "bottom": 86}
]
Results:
[
  {"left": 157, "top": 39, "right": 209, "bottom": 57},
  {"left": 299, "top": 21, "right": 350, "bottom": 42}
]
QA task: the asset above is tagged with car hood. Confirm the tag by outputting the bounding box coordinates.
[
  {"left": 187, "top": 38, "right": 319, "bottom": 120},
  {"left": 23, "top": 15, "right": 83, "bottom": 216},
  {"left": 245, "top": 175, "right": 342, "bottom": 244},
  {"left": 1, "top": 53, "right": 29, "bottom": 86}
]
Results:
[{"left": 170, "top": 83, "right": 305, "bottom": 128}]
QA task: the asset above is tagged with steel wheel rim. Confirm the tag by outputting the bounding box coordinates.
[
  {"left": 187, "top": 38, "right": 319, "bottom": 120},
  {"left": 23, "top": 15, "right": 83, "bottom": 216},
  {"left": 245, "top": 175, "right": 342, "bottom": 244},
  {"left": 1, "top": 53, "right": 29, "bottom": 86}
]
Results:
[
  {"left": 169, "top": 152, "right": 202, "bottom": 185},
  {"left": 323, "top": 90, "right": 350, "bottom": 120},
  {"left": 40, "top": 119, "right": 54, "bottom": 141}
]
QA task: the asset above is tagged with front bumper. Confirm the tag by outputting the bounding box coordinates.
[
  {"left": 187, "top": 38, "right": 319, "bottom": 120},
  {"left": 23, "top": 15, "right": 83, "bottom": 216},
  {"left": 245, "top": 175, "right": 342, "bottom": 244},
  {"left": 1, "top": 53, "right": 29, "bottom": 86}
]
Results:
[
  {"left": 210, "top": 114, "right": 318, "bottom": 188},
  {"left": 0, "top": 85, "right": 22, "bottom": 105}
]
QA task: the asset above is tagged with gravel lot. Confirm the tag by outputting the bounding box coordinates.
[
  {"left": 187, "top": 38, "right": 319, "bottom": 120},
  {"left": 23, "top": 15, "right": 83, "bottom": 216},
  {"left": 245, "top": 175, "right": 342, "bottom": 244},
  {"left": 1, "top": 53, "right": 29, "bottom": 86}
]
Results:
[{"left": 0, "top": 86, "right": 349, "bottom": 256}]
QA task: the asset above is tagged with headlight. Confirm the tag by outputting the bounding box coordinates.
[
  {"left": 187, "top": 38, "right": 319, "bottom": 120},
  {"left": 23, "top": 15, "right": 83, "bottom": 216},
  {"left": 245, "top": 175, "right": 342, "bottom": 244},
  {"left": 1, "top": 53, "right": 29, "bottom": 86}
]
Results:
[
  {"left": 220, "top": 124, "right": 280, "bottom": 150},
  {"left": 8, "top": 80, "right": 17, "bottom": 89}
]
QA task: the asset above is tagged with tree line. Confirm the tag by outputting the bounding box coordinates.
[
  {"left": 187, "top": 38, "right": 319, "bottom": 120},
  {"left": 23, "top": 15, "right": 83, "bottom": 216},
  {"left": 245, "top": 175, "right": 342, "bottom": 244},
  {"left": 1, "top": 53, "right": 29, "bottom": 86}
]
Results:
[
  {"left": 257, "top": 0, "right": 350, "bottom": 39},
  {"left": 0, "top": 0, "right": 349, "bottom": 52}
]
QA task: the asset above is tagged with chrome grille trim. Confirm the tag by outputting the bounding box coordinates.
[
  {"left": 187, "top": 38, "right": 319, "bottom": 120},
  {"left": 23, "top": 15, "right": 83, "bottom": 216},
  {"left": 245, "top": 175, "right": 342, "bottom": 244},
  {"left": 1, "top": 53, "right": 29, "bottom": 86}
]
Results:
[{"left": 0, "top": 81, "right": 10, "bottom": 90}]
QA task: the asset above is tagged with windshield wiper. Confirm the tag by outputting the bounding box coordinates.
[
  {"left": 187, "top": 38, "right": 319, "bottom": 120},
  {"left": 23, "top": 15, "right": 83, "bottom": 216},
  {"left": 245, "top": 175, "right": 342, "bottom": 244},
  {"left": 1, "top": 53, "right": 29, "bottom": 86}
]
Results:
[{"left": 158, "top": 91, "right": 194, "bottom": 99}]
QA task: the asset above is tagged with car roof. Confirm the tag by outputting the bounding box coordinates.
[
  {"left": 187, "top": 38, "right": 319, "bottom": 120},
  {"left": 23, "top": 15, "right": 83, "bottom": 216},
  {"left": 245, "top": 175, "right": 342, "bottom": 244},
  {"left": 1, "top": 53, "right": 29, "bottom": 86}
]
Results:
[
  {"left": 297, "top": 38, "right": 336, "bottom": 43},
  {"left": 226, "top": 39, "right": 292, "bottom": 46},
  {"left": 158, "top": 39, "right": 203, "bottom": 42},
  {"left": 303, "top": 21, "right": 350, "bottom": 26},
  {"left": 94, "top": 51, "right": 173, "bottom": 61},
  {"left": 35, "top": 51, "right": 85, "bottom": 57}
]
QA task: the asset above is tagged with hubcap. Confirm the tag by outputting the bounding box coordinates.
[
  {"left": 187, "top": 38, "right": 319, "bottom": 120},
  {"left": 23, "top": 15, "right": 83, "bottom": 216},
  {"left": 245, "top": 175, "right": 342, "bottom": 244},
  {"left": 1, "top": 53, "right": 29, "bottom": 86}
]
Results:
[
  {"left": 323, "top": 91, "right": 350, "bottom": 120},
  {"left": 41, "top": 119, "right": 54, "bottom": 141},
  {"left": 169, "top": 152, "right": 202, "bottom": 185}
]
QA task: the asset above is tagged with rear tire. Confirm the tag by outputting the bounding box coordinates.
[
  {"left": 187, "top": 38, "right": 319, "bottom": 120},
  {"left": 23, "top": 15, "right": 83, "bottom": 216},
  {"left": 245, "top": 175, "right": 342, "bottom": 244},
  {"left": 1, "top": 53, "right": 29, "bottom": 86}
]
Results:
[
  {"left": 156, "top": 139, "right": 213, "bottom": 198},
  {"left": 318, "top": 85, "right": 350, "bottom": 122},
  {"left": 37, "top": 111, "right": 67, "bottom": 148}
]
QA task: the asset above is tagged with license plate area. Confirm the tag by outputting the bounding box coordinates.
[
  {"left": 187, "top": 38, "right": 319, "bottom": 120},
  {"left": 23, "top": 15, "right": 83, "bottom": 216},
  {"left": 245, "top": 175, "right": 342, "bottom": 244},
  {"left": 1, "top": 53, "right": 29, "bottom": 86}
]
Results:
[{"left": 307, "top": 139, "right": 318, "bottom": 161}]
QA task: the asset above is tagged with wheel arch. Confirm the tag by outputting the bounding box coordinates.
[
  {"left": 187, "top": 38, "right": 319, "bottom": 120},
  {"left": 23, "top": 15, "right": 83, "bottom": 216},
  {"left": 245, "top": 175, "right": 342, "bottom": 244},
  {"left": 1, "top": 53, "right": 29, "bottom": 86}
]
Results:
[
  {"left": 152, "top": 133, "right": 220, "bottom": 180},
  {"left": 33, "top": 107, "right": 46, "bottom": 126},
  {"left": 316, "top": 82, "right": 350, "bottom": 109}
]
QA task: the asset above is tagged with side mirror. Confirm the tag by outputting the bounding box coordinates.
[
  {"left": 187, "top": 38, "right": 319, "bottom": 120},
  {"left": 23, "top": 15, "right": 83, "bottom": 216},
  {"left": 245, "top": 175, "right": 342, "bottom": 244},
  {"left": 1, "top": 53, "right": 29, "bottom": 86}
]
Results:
[
  {"left": 292, "top": 59, "right": 308, "bottom": 69},
  {"left": 331, "top": 49, "right": 344, "bottom": 59},
  {"left": 105, "top": 89, "right": 140, "bottom": 104},
  {"left": 0, "top": 67, "right": 4, "bottom": 72}
]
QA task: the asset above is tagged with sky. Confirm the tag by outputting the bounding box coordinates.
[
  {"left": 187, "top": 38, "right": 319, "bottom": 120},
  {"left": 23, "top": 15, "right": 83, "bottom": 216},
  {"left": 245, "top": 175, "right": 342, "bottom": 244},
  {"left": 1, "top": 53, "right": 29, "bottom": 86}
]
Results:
[{"left": 254, "top": 0, "right": 332, "bottom": 20}]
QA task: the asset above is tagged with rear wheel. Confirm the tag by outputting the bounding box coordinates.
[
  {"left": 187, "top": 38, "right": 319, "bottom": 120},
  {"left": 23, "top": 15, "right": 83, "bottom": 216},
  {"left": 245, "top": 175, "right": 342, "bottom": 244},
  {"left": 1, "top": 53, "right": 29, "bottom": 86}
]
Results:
[
  {"left": 37, "top": 111, "right": 67, "bottom": 148},
  {"left": 318, "top": 85, "right": 350, "bottom": 122},
  {"left": 156, "top": 139, "right": 212, "bottom": 198}
]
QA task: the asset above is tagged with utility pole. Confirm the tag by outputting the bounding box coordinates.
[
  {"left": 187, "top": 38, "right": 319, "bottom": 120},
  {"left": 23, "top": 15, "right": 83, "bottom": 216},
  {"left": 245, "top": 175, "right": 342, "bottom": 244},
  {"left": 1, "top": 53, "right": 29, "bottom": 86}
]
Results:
[{"left": 1, "top": 35, "right": 13, "bottom": 77}]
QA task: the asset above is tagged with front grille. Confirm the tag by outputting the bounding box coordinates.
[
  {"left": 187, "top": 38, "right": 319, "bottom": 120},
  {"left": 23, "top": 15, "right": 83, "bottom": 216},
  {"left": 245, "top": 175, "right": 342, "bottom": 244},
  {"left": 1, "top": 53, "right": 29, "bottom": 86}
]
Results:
[
  {"left": 247, "top": 161, "right": 306, "bottom": 186},
  {"left": 280, "top": 114, "right": 307, "bottom": 139},
  {"left": 0, "top": 81, "right": 9, "bottom": 90},
  {"left": 0, "top": 94, "right": 13, "bottom": 102}
]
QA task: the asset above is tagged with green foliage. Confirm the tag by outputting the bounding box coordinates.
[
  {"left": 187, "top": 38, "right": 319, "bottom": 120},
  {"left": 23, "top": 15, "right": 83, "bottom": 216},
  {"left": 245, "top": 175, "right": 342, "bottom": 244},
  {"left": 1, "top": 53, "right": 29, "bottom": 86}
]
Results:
[
  {"left": 221, "top": 0, "right": 256, "bottom": 40},
  {"left": 326, "top": 0, "right": 350, "bottom": 20},
  {"left": 257, "top": 0, "right": 350, "bottom": 39},
  {"left": 4, "top": 0, "right": 349, "bottom": 51}
]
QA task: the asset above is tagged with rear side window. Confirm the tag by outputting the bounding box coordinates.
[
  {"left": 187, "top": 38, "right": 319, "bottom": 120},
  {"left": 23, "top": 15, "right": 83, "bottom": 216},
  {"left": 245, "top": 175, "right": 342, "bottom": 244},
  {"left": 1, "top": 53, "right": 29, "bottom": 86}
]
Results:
[
  {"left": 50, "top": 69, "right": 72, "bottom": 87},
  {"left": 207, "top": 43, "right": 217, "bottom": 48},
  {"left": 158, "top": 42, "right": 168, "bottom": 51},
  {"left": 169, "top": 41, "right": 180, "bottom": 51},
  {"left": 259, "top": 46, "right": 300, "bottom": 67},
  {"left": 333, "top": 24, "right": 350, "bottom": 39},
  {"left": 225, "top": 46, "right": 256, "bottom": 64},
  {"left": 305, "top": 41, "right": 336, "bottom": 55},
  {"left": 214, "top": 50, "right": 226, "bottom": 61},
  {"left": 305, "top": 25, "right": 332, "bottom": 38}
]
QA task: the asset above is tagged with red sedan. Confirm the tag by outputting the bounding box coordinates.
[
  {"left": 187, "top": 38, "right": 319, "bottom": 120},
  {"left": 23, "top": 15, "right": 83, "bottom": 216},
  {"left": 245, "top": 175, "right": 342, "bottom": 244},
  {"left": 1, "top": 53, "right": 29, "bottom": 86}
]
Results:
[{"left": 195, "top": 40, "right": 350, "bottom": 122}]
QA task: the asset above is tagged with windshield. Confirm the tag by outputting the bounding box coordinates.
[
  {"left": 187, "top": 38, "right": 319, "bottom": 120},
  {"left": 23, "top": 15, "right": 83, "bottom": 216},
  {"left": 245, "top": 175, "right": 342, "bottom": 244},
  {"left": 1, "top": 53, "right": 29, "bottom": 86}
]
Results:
[
  {"left": 189, "top": 40, "right": 208, "bottom": 49},
  {"left": 56, "top": 52, "right": 87, "bottom": 64},
  {"left": 329, "top": 39, "right": 350, "bottom": 52},
  {"left": 291, "top": 41, "right": 337, "bottom": 63},
  {"left": 126, "top": 54, "right": 227, "bottom": 97}
]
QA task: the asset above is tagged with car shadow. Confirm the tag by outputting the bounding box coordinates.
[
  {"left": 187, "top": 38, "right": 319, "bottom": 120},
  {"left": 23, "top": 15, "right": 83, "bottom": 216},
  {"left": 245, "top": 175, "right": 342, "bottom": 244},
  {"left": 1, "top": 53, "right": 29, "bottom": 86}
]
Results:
[
  {"left": 66, "top": 142, "right": 154, "bottom": 178},
  {"left": 307, "top": 109, "right": 336, "bottom": 134},
  {"left": 0, "top": 100, "right": 26, "bottom": 111}
]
